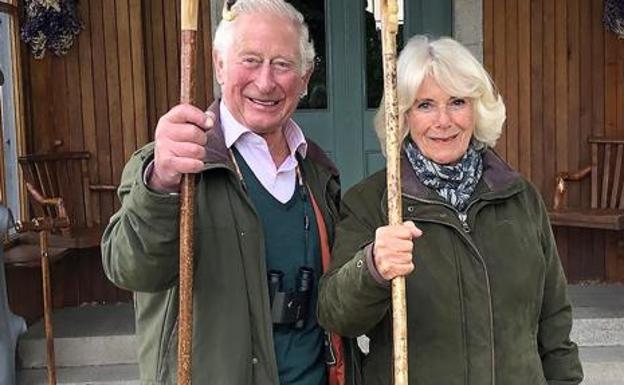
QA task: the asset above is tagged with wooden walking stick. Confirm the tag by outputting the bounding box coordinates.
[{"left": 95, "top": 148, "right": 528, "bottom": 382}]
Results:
[
  {"left": 178, "top": 0, "right": 199, "bottom": 383},
  {"left": 380, "top": 1, "right": 408, "bottom": 384},
  {"left": 39, "top": 228, "right": 56, "bottom": 385},
  {"left": 16, "top": 216, "right": 70, "bottom": 385}
]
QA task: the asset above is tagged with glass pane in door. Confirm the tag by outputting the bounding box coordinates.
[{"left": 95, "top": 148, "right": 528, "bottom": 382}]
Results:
[
  {"left": 289, "top": 0, "right": 327, "bottom": 109},
  {"left": 365, "top": 0, "right": 405, "bottom": 109}
]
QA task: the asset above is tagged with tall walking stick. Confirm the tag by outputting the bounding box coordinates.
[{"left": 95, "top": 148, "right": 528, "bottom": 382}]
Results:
[
  {"left": 39, "top": 228, "right": 56, "bottom": 385},
  {"left": 178, "top": 0, "right": 199, "bottom": 384},
  {"left": 380, "top": 1, "right": 408, "bottom": 384},
  {"left": 16, "top": 216, "right": 70, "bottom": 385}
]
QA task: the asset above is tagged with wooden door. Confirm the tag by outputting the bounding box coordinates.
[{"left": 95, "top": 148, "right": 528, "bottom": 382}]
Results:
[{"left": 292, "top": 0, "right": 452, "bottom": 189}]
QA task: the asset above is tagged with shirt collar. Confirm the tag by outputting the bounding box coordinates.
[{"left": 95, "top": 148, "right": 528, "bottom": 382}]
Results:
[{"left": 220, "top": 101, "right": 308, "bottom": 159}]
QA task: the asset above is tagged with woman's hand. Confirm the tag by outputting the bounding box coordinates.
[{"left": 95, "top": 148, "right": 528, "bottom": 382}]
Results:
[{"left": 373, "top": 221, "right": 423, "bottom": 280}]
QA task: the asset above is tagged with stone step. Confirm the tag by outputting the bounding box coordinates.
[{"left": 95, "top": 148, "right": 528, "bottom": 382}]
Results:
[
  {"left": 569, "top": 284, "right": 624, "bottom": 347},
  {"left": 18, "top": 303, "right": 136, "bottom": 369},
  {"left": 571, "top": 317, "right": 624, "bottom": 347},
  {"left": 18, "top": 364, "right": 139, "bottom": 385},
  {"left": 16, "top": 285, "right": 624, "bottom": 383},
  {"left": 579, "top": 346, "right": 624, "bottom": 385}
]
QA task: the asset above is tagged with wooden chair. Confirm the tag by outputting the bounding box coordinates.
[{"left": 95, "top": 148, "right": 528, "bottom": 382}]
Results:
[
  {"left": 550, "top": 137, "right": 624, "bottom": 230},
  {"left": 18, "top": 152, "right": 116, "bottom": 249}
]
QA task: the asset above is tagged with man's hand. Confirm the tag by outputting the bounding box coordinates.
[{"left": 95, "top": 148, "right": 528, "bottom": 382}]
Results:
[
  {"left": 149, "top": 104, "right": 215, "bottom": 193},
  {"left": 373, "top": 221, "right": 422, "bottom": 280}
]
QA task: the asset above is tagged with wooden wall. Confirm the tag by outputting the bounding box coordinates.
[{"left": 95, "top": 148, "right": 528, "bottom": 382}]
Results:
[
  {"left": 483, "top": 0, "right": 624, "bottom": 282},
  {"left": 11, "top": 0, "right": 624, "bottom": 320},
  {"left": 143, "top": 0, "right": 215, "bottom": 132},
  {"left": 24, "top": 0, "right": 148, "bottom": 224},
  {"left": 10, "top": 0, "right": 214, "bottom": 320},
  {"left": 23, "top": 0, "right": 212, "bottom": 223}
]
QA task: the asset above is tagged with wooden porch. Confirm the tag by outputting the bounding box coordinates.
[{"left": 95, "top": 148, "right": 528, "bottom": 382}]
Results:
[
  {"left": 484, "top": 0, "right": 624, "bottom": 283},
  {"left": 2, "top": 0, "right": 624, "bottom": 323}
]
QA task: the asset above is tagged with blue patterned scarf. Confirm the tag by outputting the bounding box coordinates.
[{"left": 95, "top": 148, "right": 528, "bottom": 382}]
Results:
[{"left": 404, "top": 140, "right": 483, "bottom": 211}]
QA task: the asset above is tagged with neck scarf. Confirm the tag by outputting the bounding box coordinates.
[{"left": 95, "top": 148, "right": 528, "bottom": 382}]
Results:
[{"left": 404, "top": 140, "right": 483, "bottom": 211}]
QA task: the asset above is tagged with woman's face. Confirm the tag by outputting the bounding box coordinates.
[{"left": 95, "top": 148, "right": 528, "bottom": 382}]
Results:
[{"left": 407, "top": 76, "right": 476, "bottom": 164}]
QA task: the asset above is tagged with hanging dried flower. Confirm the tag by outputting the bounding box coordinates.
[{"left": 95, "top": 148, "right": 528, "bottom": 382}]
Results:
[
  {"left": 605, "top": 0, "right": 624, "bottom": 39},
  {"left": 20, "top": 0, "right": 83, "bottom": 59}
]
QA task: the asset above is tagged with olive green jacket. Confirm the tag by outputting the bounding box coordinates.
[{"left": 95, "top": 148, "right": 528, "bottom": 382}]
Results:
[
  {"left": 101, "top": 103, "right": 343, "bottom": 385},
  {"left": 318, "top": 150, "right": 583, "bottom": 385}
]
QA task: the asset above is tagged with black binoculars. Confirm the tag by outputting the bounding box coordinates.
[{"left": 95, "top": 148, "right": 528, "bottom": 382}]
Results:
[{"left": 268, "top": 267, "right": 314, "bottom": 330}]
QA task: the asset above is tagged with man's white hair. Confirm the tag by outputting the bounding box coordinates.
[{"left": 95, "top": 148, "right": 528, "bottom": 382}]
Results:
[{"left": 213, "top": 0, "right": 315, "bottom": 74}]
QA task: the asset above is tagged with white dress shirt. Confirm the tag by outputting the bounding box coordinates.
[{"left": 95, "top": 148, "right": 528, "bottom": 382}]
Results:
[{"left": 221, "top": 102, "right": 307, "bottom": 203}]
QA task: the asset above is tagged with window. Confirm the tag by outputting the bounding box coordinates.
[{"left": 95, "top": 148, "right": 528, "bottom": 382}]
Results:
[
  {"left": 289, "top": 0, "right": 327, "bottom": 110},
  {"left": 365, "top": 0, "right": 405, "bottom": 109},
  {"left": 0, "top": 0, "right": 25, "bottom": 222}
]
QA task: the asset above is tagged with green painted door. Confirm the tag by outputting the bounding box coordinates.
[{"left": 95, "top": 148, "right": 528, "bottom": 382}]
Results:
[{"left": 291, "top": 0, "right": 452, "bottom": 190}]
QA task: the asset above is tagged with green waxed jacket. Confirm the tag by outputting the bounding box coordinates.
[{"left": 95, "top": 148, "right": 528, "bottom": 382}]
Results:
[
  {"left": 101, "top": 103, "right": 347, "bottom": 385},
  {"left": 318, "top": 149, "right": 583, "bottom": 385}
]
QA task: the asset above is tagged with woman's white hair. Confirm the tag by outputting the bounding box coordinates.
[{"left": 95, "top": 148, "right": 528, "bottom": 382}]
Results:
[
  {"left": 374, "top": 35, "right": 506, "bottom": 154},
  {"left": 213, "top": 0, "right": 315, "bottom": 74}
]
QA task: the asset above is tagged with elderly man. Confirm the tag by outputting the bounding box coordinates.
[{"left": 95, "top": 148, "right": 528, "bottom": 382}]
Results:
[{"left": 102, "top": 1, "right": 350, "bottom": 384}]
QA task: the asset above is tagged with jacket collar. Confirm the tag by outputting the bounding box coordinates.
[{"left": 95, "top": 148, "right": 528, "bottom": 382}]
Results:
[
  {"left": 401, "top": 147, "right": 523, "bottom": 200},
  {"left": 203, "top": 101, "right": 233, "bottom": 167},
  {"left": 203, "top": 100, "right": 338, "bottom": 178}
]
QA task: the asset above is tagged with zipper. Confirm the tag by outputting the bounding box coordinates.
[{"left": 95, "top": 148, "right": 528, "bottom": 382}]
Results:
[
  {"left": 403, "top": 194, "right": 496, "bottom": 385},
  {"left": 458, "top": 212, "right": 471, "bottom": 233}
]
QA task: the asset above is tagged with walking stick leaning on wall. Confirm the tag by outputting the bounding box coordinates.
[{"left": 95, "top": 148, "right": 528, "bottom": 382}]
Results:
[
  {"left": 379, "top": 1, "right": 409, "bottom": 384},
  {"left": 15, "top": 216, "right": 70, "bottom": 385},
  {"left": 178, "top": 0, "right": 200, "bottom": 383}
]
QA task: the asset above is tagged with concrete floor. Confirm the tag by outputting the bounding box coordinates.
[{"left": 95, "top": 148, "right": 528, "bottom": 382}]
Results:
[{"left": 16, "top": 285, "right": 624, "bottom": 384}]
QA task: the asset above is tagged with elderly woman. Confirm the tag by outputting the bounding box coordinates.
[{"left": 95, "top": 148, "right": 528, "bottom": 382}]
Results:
[{"left": 318, "top": 35, "right": 583, "bottom": 385}]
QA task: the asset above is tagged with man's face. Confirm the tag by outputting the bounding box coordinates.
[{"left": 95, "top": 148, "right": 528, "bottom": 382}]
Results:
[{"left": 214, "top": 12, "right": 312, "bottom": 135}]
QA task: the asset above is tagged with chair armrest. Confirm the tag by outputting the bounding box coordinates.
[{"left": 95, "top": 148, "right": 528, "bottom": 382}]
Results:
[
  {"left": 24, "top": 182, "right": 69, "bottom": 220},
  {"left": 553, "top": 165, "right": 592, "bottom": 210}
]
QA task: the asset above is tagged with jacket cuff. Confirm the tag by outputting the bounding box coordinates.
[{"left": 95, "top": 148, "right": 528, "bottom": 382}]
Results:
[
  {"left": 143, "top": 160, "right": 180, "bottom": 196},
  {"left": 127, "top": 155, "right": 181, "bottom": 216},
  {"left": 364, "top": 242, "right": 391, "bottom": 288}
]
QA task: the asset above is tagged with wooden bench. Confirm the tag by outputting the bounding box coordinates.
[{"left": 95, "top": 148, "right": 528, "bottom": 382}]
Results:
[{"left": 549, "top": 137, "right": 624, "bottom": 230}]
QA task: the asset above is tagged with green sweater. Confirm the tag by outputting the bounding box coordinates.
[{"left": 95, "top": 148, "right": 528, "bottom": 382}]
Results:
[{"left": 234, "top": 150, "right": 325, "bottom": 385}]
